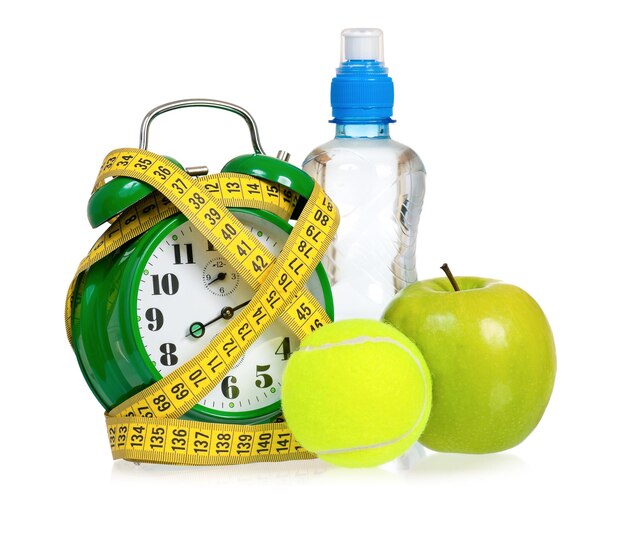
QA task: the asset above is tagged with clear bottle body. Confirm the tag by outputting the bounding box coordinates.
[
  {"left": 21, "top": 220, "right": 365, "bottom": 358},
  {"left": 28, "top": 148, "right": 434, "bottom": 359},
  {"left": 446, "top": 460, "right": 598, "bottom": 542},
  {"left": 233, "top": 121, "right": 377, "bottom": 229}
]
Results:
[{"left": 303, "top": 123, "right": 425, "bottom": 321}]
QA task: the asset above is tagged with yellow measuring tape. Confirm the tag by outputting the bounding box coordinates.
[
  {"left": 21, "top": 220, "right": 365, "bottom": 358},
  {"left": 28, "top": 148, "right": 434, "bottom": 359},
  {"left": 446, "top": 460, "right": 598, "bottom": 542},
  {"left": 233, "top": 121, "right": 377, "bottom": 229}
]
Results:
[{"left": 66, "top": 148, "right": 339, "bottom": 465}]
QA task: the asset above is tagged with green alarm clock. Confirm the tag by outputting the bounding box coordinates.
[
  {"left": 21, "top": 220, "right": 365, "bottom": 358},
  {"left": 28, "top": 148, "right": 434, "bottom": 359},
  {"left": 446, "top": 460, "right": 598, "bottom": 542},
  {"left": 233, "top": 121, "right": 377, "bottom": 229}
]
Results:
[{"left": 71, "top": 100, "right": 333, "bottom": 426}]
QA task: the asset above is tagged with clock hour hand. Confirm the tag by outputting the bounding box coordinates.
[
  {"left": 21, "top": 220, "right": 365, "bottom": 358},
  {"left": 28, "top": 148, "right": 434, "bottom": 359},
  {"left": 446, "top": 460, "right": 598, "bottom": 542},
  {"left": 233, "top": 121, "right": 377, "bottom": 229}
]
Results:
[{"left": 187, "top": 299, "right": 252, "bottom": 339}]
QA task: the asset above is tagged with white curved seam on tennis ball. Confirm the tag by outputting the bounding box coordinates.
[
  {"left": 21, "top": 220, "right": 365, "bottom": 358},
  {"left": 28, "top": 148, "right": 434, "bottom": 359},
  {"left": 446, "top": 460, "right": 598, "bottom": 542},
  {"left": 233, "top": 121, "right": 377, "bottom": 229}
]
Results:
[{"left": 296, "top": 336, "right": 430, "bottom": 455}]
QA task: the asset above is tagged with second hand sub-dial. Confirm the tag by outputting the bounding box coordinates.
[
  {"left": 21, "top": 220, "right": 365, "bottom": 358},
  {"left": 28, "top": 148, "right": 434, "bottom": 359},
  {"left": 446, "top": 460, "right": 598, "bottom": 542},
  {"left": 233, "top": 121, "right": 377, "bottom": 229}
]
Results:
[
  {"left": 188, "top": 299, "right": 252, "bottom": 339},
  {"left": 203, "top": 258, "right": 240, "bottom": 296}
]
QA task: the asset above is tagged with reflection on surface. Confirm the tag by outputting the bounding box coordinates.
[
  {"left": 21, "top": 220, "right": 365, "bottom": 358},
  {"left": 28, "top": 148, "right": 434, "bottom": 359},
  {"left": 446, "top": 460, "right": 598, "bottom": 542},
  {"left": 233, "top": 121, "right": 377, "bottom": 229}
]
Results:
[
  {"left": 110, "top": 457, "right": 331, "bottom": 484},
  {"left": 408, "top": 451, "right": 529, "bottom": 477},
  {"left": 111, "top": 442, "right": 528, "bottom": 484}
]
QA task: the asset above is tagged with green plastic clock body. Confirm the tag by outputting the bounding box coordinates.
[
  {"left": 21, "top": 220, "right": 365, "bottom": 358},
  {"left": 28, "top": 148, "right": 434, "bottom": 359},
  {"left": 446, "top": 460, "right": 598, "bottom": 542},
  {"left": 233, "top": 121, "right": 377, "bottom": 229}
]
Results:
[{"left": 72, "top": 208, "right": 334, "bottom": 425}]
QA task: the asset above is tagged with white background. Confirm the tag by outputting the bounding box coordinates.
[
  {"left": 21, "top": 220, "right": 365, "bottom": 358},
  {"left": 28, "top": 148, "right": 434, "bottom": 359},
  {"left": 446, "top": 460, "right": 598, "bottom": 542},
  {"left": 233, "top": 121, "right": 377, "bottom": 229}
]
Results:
[{"left": 2, "top": 0, "right": 625, "bottom": 544}]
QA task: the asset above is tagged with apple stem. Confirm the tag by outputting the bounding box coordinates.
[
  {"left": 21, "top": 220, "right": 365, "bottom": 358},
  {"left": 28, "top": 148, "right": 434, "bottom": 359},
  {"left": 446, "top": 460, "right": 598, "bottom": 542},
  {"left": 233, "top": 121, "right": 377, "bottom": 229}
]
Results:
[{"left": 441, "top": 263, "right": 460, "bottom": 292}]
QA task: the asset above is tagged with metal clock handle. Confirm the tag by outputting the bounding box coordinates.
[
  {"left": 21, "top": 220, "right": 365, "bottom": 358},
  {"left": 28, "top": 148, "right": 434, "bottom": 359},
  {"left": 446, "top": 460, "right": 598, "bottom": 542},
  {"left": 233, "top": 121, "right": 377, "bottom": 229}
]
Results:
[{"left": 139, "top": 98, "right": 266, "bottom": 155}]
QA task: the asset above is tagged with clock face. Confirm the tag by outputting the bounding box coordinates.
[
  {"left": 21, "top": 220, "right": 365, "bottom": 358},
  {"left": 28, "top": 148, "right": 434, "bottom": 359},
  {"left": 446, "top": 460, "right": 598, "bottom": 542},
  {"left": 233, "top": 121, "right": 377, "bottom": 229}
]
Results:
[{"left": 133, "top": 211, "right": 327, "bottom": 422}]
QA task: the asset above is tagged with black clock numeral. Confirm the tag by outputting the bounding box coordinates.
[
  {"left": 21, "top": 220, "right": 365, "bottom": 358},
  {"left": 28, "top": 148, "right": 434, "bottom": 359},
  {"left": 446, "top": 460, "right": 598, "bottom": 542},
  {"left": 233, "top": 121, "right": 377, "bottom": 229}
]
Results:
[
  {"left": 221, "top": 376, "right": 240, "bottom": 399},
  {"left": 275, "top": 337, "right": 292, "bottom": 361},
  {"left": 255, "top": 364, "right": 273, "bottom": 389},
  {"left": 159, "top": 343, "right": 178, "bottom": 366},
  {"left": 145, "top": 308, "right": 164, "bottom": 331},
  {"left": 173, "top": 243, "right": 195, "bottom": 265},
  {"left": 151, "top": 273, "right": 179, "bottom": 295}
]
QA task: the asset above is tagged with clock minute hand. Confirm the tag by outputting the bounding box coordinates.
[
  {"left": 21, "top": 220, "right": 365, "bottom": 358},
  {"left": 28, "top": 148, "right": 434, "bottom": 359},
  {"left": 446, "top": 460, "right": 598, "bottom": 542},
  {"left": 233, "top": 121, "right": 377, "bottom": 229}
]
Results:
[
  {"left": 217, "top": 299, "right": 252, "bottom": 321},
  {"left": 187, "top": 299, "right": 252, "bottom": 338},
  {"left": 229, "top": 300, "right": 252, "bottom": 313}
]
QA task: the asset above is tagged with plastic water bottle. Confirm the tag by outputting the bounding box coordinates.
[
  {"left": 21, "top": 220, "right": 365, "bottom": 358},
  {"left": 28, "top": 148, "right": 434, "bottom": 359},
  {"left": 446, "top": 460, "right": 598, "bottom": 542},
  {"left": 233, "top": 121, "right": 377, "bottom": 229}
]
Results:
[{"left": 303, "top": 28, "right": 426, "bottom": 321}]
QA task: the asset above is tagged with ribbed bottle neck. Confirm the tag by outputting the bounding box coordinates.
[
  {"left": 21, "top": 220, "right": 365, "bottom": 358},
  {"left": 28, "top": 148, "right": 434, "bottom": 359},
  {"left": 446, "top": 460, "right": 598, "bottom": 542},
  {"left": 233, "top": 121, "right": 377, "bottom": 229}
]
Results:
[
  {"left": 331, "top": 59, "right": 394, "bottom": 124},
  {"left": 335, "top": 123, "right": 391, "bottom": 139}
]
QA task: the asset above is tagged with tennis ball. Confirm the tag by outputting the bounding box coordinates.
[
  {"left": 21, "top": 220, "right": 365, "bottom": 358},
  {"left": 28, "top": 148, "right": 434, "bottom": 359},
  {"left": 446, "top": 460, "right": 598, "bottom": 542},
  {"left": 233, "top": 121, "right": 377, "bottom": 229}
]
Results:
[{"left": 282, "top": 319, "right": 432, "bottom": 468}]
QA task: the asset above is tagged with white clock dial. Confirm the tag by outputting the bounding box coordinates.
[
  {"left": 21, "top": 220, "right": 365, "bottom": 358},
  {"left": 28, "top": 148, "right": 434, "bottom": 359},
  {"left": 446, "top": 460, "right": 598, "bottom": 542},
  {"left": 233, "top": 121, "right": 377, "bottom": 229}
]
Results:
[{"left": 134, "top": 211, "right": 326, "bottom": 420}]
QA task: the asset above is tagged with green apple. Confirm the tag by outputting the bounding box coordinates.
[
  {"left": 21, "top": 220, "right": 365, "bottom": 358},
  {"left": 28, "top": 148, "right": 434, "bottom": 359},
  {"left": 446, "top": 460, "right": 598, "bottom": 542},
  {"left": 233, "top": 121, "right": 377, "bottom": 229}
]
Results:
[{"left": 382, "top": 270, "right": 556, "bottom": 454}]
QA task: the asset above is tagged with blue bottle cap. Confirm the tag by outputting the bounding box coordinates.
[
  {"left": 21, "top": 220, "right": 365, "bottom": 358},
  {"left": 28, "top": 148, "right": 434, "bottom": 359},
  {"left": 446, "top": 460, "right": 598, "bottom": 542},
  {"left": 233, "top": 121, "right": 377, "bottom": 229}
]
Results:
[{"left": 330, "top": 29, "right": 395, "bottom": 124}]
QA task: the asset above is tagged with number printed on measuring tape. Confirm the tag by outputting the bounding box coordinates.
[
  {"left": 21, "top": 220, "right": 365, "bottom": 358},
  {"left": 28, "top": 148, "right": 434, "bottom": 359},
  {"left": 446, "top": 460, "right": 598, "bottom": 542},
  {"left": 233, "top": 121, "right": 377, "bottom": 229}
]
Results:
[{"left": 66, "top": 148, "right": 339, "bottom": 465}]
